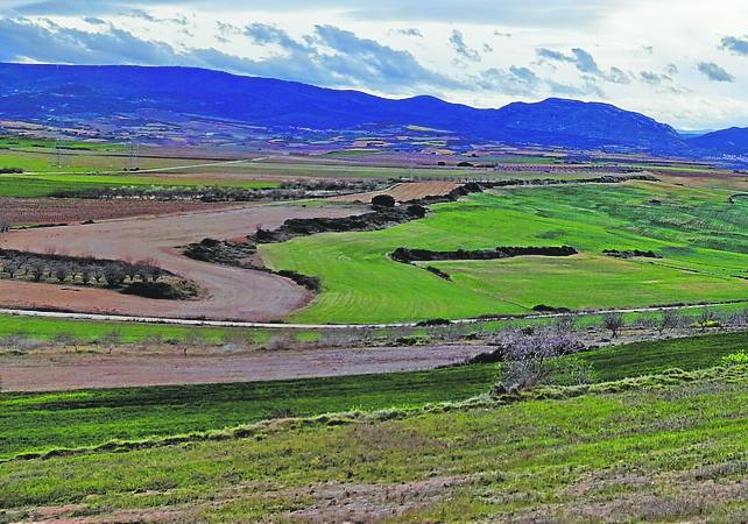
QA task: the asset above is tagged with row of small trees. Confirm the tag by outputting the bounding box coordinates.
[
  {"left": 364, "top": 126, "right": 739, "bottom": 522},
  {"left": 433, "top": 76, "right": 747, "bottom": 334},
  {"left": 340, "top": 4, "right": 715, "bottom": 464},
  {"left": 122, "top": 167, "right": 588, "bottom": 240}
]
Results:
[
  {"left": 493, "top": 306, "right": 748, "bottom": 395},
  {"left": 0, "top": 252, "right": 163, "bottom": 288},
  {"left": 50, "top": 179, "right": 385, "bottom": 202}
]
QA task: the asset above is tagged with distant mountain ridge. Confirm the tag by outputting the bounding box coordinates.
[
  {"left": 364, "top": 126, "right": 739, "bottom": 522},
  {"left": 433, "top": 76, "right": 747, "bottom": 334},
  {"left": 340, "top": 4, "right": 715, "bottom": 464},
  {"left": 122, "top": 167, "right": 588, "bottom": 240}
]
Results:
[
  {"left": 688, "top": 127, "right": 748, "bottom": 156},
  {"left": 0, "top": 62, "right": 744, "bottom": 158}
]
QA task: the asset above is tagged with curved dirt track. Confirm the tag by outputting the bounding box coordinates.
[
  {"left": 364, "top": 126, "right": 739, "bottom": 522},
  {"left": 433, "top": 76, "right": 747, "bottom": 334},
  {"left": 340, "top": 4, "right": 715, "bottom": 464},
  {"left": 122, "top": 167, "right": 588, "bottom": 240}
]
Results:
[{"left": 0, "top": 203, "right": 361, "bottom": 321}]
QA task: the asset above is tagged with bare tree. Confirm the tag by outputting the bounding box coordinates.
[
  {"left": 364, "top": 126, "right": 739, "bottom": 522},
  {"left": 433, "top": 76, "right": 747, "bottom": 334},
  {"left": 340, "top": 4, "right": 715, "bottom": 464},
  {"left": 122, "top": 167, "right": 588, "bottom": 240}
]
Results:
[
  {"left": 102, "top": 265, "right": 126, "bottom": 287},
  {"left": 603, "top": 312, "right": 625, "bottom": 338},
  {"left": 29, "top": 261, "right": 46, "bottom": 282},
  {"left": 491, "top": 327, "right": 583, "bottom": 394},
  {"left": 4, "top": 258, "right": 21, "bottom": 279},
  {"left": 99, "top": 330, "right": 122, "bottom": 354},
  {"left": 52, "top": 262, "right": 69, "bottom": 283},
  {"left": 657, "top": 308, "right": 680, "bottom": 335}
]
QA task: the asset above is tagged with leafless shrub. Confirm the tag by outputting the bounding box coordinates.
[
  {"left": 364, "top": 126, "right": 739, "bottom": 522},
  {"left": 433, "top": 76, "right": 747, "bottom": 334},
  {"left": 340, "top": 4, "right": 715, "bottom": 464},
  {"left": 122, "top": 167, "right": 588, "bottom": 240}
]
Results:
[
  {"left": 602, "top": 312, "right": 625, "bottom": 338},
  {"left": 221, "top": 330, "right": 250, "bottom": 352},
  {"left": 182, "top": 329, "right": 207, "bottom": 349},
  {"left": 0, "top": 334, "right": 44, "bottom": 353},
  {"left": 99, "top": 330, "right": 122, "bottom": 354},
  {"left": 492, "top": 327, "right": 584, "bottom": 394},
  {"left": 102, "top": 264, "right": 126, "bottom": 287},
  {"left": 554, "top": 313, "right": 577, "bottom": 335},
  {"left": 28, "top": 260, "right": 46, "bottom": 282},
  {"left": 657, "top": 309, "right": 681, "bottom": 335},
  {"left": 264, "top": 333, "right": 293, "bottom": 351},
  {"left": 3, "top": 258, "right": 21, "bottom": 278},
  {"left": 52, "top": 262, "right": 69, "bottom": 283},
  {"left": 52, "top": 332, "right": 80, "bottom": 350},
  {"left": 727, "top": 308, "right": 748, "bottom": 327},
  {"left": 80, "top": 266, "right": 92, "bottom": 285},
  {"left": 635, "top": 315, "right": 657, "bottom": 330}
]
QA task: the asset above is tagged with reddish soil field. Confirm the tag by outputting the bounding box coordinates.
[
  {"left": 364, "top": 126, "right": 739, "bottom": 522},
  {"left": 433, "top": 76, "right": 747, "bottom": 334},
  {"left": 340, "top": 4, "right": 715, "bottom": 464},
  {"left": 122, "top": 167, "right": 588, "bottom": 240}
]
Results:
[
  {"left": 333, "top": 181, "right": 461, "bottom": 203},
  {"left": 0, "top": 344, "right": 489, "bottom": 391},
  {"left": 0, "top": 203, "right": 362, "bottom": 321},
  {"left": 0, "top": 197, "right": 228, "bottom": 226}
]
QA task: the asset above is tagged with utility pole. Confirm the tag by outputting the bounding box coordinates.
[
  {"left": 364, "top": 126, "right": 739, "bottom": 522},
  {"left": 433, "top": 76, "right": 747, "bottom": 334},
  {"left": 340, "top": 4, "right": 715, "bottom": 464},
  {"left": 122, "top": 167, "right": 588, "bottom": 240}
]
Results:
[
  {"left": 54, "top": 138, "right": 65, "bottom": 169},
  {"left": 126, "top": 139, "right": 140, "bottom": 171}
]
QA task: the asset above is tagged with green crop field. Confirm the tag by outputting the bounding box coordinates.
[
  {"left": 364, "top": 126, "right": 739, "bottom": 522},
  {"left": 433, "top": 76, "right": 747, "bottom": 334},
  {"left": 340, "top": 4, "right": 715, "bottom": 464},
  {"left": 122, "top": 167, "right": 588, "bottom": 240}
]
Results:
[
  {"left": 261, "top": 181, "right": 748, "bottom": 323},
  {"left": 2, "top": 331, "right": 745, "bottom": 462},
  {"left": 0, "top": 173, "right": 278, "bottom": 197},
  {"left": 2, "top": 343, "right": 748, "bottom": 520}
]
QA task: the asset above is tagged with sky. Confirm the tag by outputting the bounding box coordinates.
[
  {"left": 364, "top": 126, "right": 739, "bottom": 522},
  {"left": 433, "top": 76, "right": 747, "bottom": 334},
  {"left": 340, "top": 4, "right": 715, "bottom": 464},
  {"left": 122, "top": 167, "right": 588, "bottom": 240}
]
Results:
[{"left": 1, "top": 0, "right": 747, "bottom": 130}]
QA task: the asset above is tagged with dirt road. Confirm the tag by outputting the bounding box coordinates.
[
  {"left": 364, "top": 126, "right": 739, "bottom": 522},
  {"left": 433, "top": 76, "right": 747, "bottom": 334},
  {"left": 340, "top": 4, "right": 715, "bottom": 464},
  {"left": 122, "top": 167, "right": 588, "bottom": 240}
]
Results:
[
  {"left": 0, "top": 344, "right": 490, "bottom": 391},
  {"left": 0, "top": 203, "right": 361, "bottom": 321}
]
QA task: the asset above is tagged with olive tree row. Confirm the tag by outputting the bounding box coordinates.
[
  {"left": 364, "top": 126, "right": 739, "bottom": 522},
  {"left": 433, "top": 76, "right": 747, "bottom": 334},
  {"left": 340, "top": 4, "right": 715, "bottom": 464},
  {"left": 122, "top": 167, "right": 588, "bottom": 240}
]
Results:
[{"left": 0, "top": 252, "right": 163, "bottom": 288}]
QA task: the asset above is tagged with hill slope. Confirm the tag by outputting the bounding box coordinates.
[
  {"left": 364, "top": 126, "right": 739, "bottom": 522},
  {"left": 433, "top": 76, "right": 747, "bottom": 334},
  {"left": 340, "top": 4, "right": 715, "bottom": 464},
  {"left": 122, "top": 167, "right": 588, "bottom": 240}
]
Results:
[
  {"left": 0, "top": 62, "right": 691, "bottom": 154},
  {"left": 688, "top": 127, "right": 748, "bottom": 155}
]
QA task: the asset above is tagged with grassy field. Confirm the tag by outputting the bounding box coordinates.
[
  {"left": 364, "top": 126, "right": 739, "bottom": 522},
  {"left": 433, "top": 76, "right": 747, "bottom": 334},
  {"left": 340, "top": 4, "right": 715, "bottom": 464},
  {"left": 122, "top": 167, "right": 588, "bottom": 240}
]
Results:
[
  {"left": 0, "top": 173, "right": 279, "bottom": 197},
  {"left": 2, "top": 360, "right": 748, "bottom": 520},
  {"left": 2, "top": 331, "right": 745, "bottom": 461},
  {"left": 0, "top": 314, "right": 234, "bottom": 343},
  {"left": 261, "top": 180, "right": 748, "bottom": 323}
]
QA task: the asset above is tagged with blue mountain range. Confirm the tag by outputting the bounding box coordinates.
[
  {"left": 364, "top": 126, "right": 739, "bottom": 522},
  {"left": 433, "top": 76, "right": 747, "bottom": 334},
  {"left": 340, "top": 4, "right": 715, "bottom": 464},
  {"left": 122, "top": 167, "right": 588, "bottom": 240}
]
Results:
[{"left": 0, "top": 62, "right": 745, "bottom": 158}]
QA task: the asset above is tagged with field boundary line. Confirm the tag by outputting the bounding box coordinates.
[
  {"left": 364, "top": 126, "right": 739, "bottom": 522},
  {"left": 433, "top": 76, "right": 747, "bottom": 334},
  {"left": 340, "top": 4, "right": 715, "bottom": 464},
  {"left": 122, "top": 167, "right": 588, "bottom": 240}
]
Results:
[{"left": 2, "top": 300, "right": 748, "bottom": 330}]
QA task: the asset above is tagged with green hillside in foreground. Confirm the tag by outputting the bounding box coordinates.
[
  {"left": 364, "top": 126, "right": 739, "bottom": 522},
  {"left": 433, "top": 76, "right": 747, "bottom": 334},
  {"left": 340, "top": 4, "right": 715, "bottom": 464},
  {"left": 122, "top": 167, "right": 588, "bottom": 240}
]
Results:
[
  {"left": 3, "top": 364, "right": 748, "bottom": 521},
  {"left": 2, "top": 331, "right": 746, "bottom": 461},
  {"left": 262, "top": 181, "right": 748, "bottom": 323}
]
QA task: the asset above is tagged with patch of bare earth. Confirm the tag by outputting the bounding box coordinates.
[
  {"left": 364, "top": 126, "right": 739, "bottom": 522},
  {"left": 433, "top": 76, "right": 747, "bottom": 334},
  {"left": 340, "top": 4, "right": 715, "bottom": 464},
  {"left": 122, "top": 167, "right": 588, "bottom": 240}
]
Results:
[
  {"left": 0, "top": 203, "right": 362, "bottom": 321},
  {"left": 513, "top": 466, "right": 748, "bottom": 523},
  {"left": 0, "top": 344, "right": 490, "bottom": 391},
  {"left": 332, "top": 181, "right": 461, "bottom": 203},
  {"left": 15, "top": 476, "right": 473, "bottom": 523},
  {"left": 282, "top": 475, "right": 473, "bottom": 522},
  {"left": 0, "top": 197, "right": 231, "bottom": 226}
]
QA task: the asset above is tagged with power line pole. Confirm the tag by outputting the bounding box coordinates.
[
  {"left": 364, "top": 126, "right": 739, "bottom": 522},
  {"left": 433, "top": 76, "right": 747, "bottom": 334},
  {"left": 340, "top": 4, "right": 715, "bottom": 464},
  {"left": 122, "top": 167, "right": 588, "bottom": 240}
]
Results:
[
  {"left": 126, "top": 139, "right": 140, "bottom": 171},
  {"left": 54, "top": 138, "right": 65, "bottom": 169}
]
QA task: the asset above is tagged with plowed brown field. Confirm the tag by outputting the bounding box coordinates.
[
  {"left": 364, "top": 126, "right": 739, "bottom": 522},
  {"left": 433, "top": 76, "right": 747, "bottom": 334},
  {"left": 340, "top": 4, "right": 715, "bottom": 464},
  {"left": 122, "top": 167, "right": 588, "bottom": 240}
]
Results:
[
  {"left": 0, "top": 204, "right": 362, "bottom": 321},
  {"left": 0, "top": 197, "right": 228, "bottom": 226},
  {"left": 332, "top": 181, "right": 461, "bottom": 203},
  {"left": 0, "top": 344, "right": 489, "bottom": 391}
]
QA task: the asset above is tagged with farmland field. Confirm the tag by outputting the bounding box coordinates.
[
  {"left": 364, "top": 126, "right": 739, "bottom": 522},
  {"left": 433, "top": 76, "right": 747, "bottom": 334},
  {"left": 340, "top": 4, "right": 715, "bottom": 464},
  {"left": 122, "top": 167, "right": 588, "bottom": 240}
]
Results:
[
  {"left": 4, "top": 22, "right": 748, "bottom": 521},
  {"left": 0, "top": 173, "right": 279, "bottom": 197},
  {"left": 1, "top": 331, "right": 745, "bottom": 459},
  {"left": 3, "top": 339, "right": 748, "bottom": 521},
  {"left": 2, "top": 63, "right": 748, "bottom": 523},
  {"left": 261, "top": 180, "right": 748, "bottom": 323}
]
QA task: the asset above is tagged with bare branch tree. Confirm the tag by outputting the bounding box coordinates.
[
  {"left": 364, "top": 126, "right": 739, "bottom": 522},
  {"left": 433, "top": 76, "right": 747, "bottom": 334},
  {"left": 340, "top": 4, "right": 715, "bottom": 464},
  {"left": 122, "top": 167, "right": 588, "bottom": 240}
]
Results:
[
  {"left": 603, "top": 312, "right": 625, "bottom": 338},
  {"left": 491, "top": 327, "right": 584, "bottom": 394}
]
